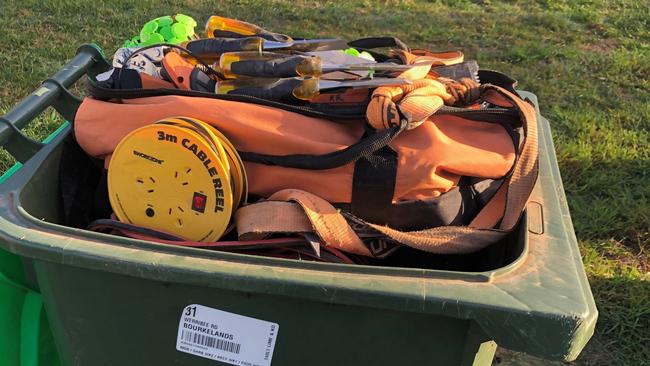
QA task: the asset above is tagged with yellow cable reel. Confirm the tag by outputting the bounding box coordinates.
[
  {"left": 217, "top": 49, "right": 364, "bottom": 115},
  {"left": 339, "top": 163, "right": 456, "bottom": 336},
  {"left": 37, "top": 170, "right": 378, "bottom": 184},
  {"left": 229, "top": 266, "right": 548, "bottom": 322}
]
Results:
[{"left": 107, "top": 117, "right": 247, "bottom": 241}]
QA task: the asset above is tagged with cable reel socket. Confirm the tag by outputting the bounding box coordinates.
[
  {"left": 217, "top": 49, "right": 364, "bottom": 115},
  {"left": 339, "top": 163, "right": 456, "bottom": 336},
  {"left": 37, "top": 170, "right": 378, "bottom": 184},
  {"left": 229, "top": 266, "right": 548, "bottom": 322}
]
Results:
[{"left": 108, "top": 117, "right": 247, "bottom": 241}]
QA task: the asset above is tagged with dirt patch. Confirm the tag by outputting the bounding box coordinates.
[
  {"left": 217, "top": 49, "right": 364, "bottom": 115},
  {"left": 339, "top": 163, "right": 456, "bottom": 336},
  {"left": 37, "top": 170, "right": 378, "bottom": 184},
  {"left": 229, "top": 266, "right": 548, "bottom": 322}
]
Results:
[
  {"left": 580, "top": 38, "right": 617, "bottom": 53},
  {"left": 494, "top": 349, "right": 565, "bottom": 365},
  {"left": 600, "top": 236, "right": 650, "bottom": 276}
]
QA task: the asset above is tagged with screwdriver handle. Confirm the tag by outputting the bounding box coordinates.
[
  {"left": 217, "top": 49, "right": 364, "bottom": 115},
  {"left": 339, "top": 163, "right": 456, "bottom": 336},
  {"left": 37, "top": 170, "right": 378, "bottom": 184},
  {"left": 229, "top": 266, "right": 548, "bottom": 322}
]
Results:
[
  {"left": 205, "top": 15, "right": 292, "bottom": 43},
  {"left": 219, "top": 52, "right": 323, "bottom": 78},
  {"left": 184, "top": 38, "right": 263, "bottom": 63},
  {"left": 215, "top": 78, "right": 319, "bottom": 101}
]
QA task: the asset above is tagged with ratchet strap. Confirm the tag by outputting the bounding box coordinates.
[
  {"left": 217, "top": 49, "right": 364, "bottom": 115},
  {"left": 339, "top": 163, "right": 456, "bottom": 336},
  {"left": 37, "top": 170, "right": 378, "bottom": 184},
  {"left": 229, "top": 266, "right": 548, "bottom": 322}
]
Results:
[
  {"left": 364, "top": 48, "right": 477, "bottom": 130},
  {"left": 366, "top": 77, "right": 481, "bottom": 130},
  {"left": 235, "top": 85, "right": 539, "bottom": 255}
]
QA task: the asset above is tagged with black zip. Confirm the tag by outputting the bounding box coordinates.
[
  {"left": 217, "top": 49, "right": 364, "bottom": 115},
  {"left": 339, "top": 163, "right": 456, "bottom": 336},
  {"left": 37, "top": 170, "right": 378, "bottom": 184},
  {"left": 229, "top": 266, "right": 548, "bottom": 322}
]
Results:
[
  {"left": 87, "top": 81, "right": 364, "bottom": 120},
  {"left": 87, "top": 80, "right": 521, "bottom": 122},
  {"left": 438, "top": 105, "right": 514, "bottom": 115}
]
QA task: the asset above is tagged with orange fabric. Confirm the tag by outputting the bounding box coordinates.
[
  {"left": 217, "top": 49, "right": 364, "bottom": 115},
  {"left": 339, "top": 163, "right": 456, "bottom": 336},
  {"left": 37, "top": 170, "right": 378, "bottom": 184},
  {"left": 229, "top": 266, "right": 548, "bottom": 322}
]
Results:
[
  {"left": 234, "top": 85, "right": 539, "bottom": 255},
  {"left": 140, "top": 74, "right": 175, "bottom": 89},
  {"left": 366, "top": 79, "right": 450, "bottom": 130},
  {"left": 469, "top": 181, "right": 508, "bottom": 228},
  {"left": 410, "top": 49, "right": 464, "bottom": 65},
  {"left": 75, "top": 95, "right": 516, "bottom": 203},
  {"left": 162, "top": 52, "right": 195, "bottom": 89},
  {"left": 393, "top": 51, "right": 434, "bottom": 80},
  {"left": 397, "top": 50, "right": 464, "bottom": 67}
]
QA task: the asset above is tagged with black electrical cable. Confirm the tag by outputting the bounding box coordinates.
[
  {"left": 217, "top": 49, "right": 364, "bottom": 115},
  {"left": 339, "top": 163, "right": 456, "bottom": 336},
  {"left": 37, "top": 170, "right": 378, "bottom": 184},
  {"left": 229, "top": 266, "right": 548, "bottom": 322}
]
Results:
[{"left": 88, "top": 218, "right": 184, "bottom": 241}]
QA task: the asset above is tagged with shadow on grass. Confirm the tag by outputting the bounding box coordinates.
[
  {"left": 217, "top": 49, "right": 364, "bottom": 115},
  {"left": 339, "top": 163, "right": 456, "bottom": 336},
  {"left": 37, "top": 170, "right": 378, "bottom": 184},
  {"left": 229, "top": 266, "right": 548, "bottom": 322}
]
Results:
[
  {"left": 558, "top": 156, "right": 649, "bottom": 252},
  {"left": 560, "top": 155, "right": 649, "bottom": 365},
  {"left": 579, "top": 274, "right": 650, "bottom": 366}
]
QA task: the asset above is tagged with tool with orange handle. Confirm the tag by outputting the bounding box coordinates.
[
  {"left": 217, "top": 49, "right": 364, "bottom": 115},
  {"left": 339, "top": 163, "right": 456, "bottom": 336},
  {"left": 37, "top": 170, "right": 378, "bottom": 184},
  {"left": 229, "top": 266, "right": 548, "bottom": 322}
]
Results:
[
  {"left": 205, "top": 15, "right": 292, "bottom": 43},
  {"left": 184, "top": 37, "right": 348, "bottom": 60},
  {"left": 161, "top": 52, "right": 216, "bottom": 92},
  {"left": 161, "top": 51, "right": 410, "bottom": 100},
  {"left": 204, "top": 15, "right": 347, "bottom": 51}
]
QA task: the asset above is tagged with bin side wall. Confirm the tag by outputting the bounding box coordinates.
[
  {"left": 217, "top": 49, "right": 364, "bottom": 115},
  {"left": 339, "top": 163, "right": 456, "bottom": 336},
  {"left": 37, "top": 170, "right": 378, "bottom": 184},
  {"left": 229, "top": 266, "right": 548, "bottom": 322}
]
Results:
[
  {"left": 35, "top": 260, "right": 482, "bottom": 366},
  {"left": 19, "top": 143, "right": 64, "bottom": 224}
]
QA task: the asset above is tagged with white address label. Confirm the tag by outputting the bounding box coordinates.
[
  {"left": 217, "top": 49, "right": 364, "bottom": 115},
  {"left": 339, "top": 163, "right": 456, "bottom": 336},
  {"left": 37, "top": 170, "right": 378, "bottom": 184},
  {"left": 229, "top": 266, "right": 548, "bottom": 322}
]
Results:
[{"left": 176, "top": 304, "right": 279, "bottom": 366}]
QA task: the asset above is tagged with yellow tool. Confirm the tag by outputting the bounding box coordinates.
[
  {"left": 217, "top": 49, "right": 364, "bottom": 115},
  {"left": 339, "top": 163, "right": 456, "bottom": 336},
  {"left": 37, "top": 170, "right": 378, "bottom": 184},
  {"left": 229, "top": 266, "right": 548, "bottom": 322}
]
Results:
[
  {"left": 216, "top": 77, "right": 411, "bottom": 101},
  {"left": 219, "top": 51, "right": 415, "bottom": 78},
  {"left": 205, "top": 15, "right": 292, "bottom": 42},
  {"left": 108, "top": 117, "right": 247, "bottom": 242},
  {"left": 204, "top": 15, "right": 347, "bottom": 51}
]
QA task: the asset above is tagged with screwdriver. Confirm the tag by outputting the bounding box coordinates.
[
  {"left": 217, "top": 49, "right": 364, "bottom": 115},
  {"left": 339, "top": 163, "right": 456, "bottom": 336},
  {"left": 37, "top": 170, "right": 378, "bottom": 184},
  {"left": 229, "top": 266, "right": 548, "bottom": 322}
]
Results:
[
  {"left": 204, "top": 15, "right": 348, "bottom": 51},
  {"left": 183, "top": 37, "right": 349, "bottom": 64},
  {"left": 216, "top": 77, "right": 411, "bottom": 102},
  {"left": 182, "top": 38, "right": 263, "bottom": 64},
  {"left": 205, "top": 15, "right": 293, "bottom": 43},
  {"left": 218, "top": 51, "right": 417, "bottom": 78}
]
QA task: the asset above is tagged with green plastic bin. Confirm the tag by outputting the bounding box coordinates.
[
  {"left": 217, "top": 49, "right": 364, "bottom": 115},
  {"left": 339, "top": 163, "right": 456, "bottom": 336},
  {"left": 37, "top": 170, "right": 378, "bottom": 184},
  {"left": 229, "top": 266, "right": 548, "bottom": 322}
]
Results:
[
  {"left": 0, "top": 249, "right": 60, "bottom": 366},
  {"left": 0, "top": 45, "right": 597, "bottom": 366}
]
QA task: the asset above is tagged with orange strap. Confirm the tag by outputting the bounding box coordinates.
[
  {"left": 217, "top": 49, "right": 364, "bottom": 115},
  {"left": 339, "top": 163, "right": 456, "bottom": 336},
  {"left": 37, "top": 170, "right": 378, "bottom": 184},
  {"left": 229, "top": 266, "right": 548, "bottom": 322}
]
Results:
[
  {"left": 366, "top": 79, "right": 449, "bottom": 130},
  {"left": 408, "top": 49, "right": 464, "bottom": 65},
  {"left": 392, "top": 49, "right": 464, "bottom": 81},
  {"left": 396, "top": 49, "right": 464, "bottom": 67},
  {"left": 366, "top": 78, "right": 481, "bottom": 130},
  {"left": 235, "top": 189, "right": 371, "bottom": 256},
  {"left": 367, "top": 49, "right": 479, "bottom": 130},
  {"left": 235, "top": 85, "right": 539, "bottom": 256},
  {"left": 235, "top": 189, "right": 506, "bottom": 255}
]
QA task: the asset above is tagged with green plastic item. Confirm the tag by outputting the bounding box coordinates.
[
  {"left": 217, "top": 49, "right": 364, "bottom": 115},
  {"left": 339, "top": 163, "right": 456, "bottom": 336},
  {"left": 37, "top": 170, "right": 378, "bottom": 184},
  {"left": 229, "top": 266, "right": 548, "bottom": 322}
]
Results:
[
  {"left": 0, "top": 246, "right": 28, "bottom": 286},
  {"left": 159, "top": 24, "right": 174, "bottom": 40},
  {"left": 0, "top": 254, "right": 61, "bottom": 366},
  {"left": 0, "top": 45, "right": 597, "bottom": 366},
  {"left": 0, "top": 111, "right": 70, "bottom": 366},
  {"left": 344, "top": 47, "right": 375, "bottom": 61},
  {"left": 344, "top": 47, "right": 360, "bottom": 57},
  {"left": 157, "top": 15, "right": 174, "bottom": 27},
  {"left": 359, "top": 51, "right": 374, "bottom": 61},
  {"left": 123, "top": 14, "right": 197, "bottom": 48}
]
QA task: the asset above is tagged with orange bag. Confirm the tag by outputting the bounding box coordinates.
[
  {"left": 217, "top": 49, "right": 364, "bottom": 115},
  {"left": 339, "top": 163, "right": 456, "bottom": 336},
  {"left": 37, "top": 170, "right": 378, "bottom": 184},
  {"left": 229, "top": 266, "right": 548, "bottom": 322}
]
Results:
[
  {"left": 75, "top": 95, "right": 515, "bottom": 202},
  {"left": 75, "top": 39, "right": 538, "bottom": 257}
]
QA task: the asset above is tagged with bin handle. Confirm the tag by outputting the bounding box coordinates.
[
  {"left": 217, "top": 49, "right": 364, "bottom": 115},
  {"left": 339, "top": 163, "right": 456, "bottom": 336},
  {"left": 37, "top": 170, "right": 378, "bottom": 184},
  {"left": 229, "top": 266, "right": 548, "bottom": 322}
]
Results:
[{"left": 0, "top": 44, "right": 111, "bottom": 163}]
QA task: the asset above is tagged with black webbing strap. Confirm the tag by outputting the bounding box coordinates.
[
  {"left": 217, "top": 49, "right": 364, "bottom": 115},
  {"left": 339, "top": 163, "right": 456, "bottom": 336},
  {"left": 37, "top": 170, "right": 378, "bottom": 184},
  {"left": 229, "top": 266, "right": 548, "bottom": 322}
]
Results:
[
  {"left": 350, "top": 145, "right": 398, "bottom": 225},
  {"left": 478, "top": 70, "right": 518, "bottom": 94},
  {"left": 348, "top": 37, "right": 410, "bottom": 51},
  {"left": 347, "top": 37, "right": 410, "bottom": 62},
  {"left": 239, "top": 122, "right": 406, "bottom": 170}
]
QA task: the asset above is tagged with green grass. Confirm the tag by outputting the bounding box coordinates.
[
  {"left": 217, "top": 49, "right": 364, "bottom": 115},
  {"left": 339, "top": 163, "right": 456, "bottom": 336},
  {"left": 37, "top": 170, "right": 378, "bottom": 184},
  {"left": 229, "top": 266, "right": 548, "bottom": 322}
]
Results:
[{"left": 0, "top": 0, "right": 648, "bottom": 364}]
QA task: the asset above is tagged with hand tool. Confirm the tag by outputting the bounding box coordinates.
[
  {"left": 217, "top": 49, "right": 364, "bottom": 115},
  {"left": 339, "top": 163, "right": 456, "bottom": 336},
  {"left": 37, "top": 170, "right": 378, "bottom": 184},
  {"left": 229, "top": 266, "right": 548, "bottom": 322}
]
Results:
[
  {"left": 218, "top": 51, "right": 417, "bottom": 78},
  {"left": 215, "top": 77, "right": 411, "bottom": 101},
  {"left": 205, "top": 15, "right": 293, "bottom": 43},
  {"left": 183, "top": 37, "right": 348, "bottom": 64},
  {"left": 204, "top": 15, "right": 348, "bottom": 51}
]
